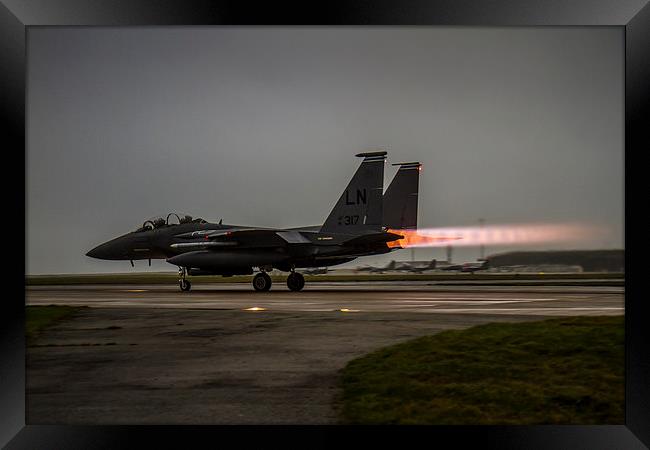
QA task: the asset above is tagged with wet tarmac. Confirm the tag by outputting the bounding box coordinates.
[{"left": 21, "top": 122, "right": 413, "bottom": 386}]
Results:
[
  {"left": 26, "top": 282, "right": 623, "bottom": 315},
  {"left": 25, "top": 282, "right": 624, "bottom": 424}
]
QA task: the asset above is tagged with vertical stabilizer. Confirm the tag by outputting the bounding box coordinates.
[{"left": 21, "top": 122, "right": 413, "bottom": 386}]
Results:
[
  {"left": 383, "top": 162, "right": 420, "bottom": 229},
  {"left": 321, "top": 151, "right": 387, "bottom": 234}
]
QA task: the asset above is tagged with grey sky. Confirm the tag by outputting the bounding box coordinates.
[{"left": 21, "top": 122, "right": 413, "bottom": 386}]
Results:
[{"left": 27, "top": 27, "right": 623, "bottom": 274}]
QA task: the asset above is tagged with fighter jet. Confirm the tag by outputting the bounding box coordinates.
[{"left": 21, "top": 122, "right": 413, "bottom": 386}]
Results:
[
  {"left": 358, "top": 258, "right": 436, "bottom": 274},
  {"left": 401, "top": 259, "right": 437, "bottom": 273},
  {"left": 355, "top": 260, "right": 397, "bottom": 274},
  {"left": 87, "top": 151, "right": 421, "bottom": 292}
]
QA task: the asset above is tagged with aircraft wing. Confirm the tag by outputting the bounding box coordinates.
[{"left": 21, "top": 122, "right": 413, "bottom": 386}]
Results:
[
  {"left": 172, "top": 228, "right": 401, "bottom": 251},
  {"left": 172, "top": 228, "right": 312, "bottom": 249},
  {"left": 170, "top": 241, "right": 238, "bottom": 250},
  {"left": 174, "top": 228, "right": 270, "bottom": 239}
]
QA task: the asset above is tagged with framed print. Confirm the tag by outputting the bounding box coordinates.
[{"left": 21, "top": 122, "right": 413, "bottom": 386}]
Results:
[{"left": 2, "top": 0, "right": 648, "bottom": 448}]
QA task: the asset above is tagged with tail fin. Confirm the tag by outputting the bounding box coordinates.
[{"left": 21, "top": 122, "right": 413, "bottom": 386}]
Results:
[
  {"left": 321, "top": 151, "right": 386, "bottom": 234},
  {"left": 383, "top": 162, "right": 421, "bottom": 229}
]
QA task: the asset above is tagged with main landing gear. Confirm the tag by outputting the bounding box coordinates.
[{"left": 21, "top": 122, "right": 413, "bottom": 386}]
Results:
[
  {"left": 252, "top": 270, "right": 305, "bottom": 292},
  {"left": 179, "top": 267, "right": 191, "bottom": 292},
  {"left": 253, "top": 272, "right": 272, "bottom": 292},
  {"left": 286, "top": 271, "right": 305, "bottom": 292}
]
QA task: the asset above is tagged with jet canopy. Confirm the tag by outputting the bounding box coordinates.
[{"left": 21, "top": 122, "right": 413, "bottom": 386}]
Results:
[{"left": 136, "top": 213, "right": 206, "bottom": 232}]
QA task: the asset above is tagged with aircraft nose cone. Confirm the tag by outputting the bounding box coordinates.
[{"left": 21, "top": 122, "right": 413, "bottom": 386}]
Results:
[
  {"left": 86, "top": 242, "right": 112, "bottom": 259},
  {"left": 86, "top": 238, "right": 129, "bottom": 260}
]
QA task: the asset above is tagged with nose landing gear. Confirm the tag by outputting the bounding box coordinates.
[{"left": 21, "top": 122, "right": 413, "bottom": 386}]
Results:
[{"left": 178, "top": 267, "right": 191, "bottom": 292}]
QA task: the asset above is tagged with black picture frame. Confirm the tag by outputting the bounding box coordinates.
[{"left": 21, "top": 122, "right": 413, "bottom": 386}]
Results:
[{"left": 3, "top": 1, "right": 648, "bottom": 448}]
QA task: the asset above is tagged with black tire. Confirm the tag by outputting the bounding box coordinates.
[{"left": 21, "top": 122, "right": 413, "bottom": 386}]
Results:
[
  {"left": 287, "top": 272, "right": 305, "bottom": 292},
  {"left": 253, "top": 272, "right": 272, "bottom": 292},
  {"left": 180, "top": 279, "right": 191, "bottom": 292}
]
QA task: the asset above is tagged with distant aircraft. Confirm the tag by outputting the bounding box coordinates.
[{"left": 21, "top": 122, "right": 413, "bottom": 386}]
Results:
[
  {"left": 87, "top": 151, "right": 421, "bottom": 292},
  {"left": 439, "top": 260, "right": 489, "bottom": 273},
  {"left": 402, "top": 259, "right": 437, "bottom": 273},
  {"left": 358, "top": 258, "right": 437, "bottom": 274},
  {"left": 363, "top": 260, "right": 397, "bottom": 274}
]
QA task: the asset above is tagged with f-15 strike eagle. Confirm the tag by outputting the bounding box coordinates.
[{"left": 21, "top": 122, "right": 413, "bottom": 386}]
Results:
[{"left": 86, "top": 151, "right": 421, "bottom": 292}]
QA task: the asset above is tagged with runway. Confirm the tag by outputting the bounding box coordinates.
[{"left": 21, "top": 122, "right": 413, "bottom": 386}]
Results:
[
  {"left": 26, "top": 282, "right": 624, "bottom": 424},
  {"left": 26, "top": 282, "right": 624, "bottom": 316}
]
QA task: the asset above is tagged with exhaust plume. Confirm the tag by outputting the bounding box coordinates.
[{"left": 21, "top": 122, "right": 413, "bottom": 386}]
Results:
[{"left": 387, "top": 223, "right": 606, "bottom": 249}]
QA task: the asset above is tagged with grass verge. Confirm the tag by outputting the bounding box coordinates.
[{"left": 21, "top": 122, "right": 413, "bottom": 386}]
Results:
[
  {"left": 26, "top": 305, "right": 84, "bottom": 343},
  {"left": 338, "top": 316, "right": 624, "bottom": 424}
]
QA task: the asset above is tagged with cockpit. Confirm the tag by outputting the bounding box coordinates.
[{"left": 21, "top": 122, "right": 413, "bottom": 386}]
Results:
[{"left": 135, "top": 213, "right": 207, "bottom": 232}]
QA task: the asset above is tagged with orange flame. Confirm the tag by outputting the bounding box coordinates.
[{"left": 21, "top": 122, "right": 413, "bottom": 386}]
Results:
[
  {"left": 387, "top": 223, "right": 605, "bottom": 249},
  {"left": 387, "top": 229, "right": 462, "bottom": 248}
]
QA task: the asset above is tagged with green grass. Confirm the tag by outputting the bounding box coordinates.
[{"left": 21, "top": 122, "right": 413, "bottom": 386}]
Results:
[
  {"left": 25, "top": 272, "right": 624, "bottom": 286},
  {"left": 338, "top": 316, "right": 624, "bottom": 425},
  {"left": 25, "top": 305, "right": 84, "bottom": 343}
]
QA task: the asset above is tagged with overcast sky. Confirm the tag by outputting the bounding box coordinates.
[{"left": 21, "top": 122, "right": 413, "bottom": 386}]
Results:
[{"left": 26, "top": 27, "right": 623, "bottom": 274}]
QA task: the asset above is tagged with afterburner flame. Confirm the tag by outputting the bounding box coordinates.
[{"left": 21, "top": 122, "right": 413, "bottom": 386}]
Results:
[
  {"left": 386, "top": 231, "right": 462, "bottom": 248},
  {"left": 387, "top": 223, "right": 605, "bottom": 249}
]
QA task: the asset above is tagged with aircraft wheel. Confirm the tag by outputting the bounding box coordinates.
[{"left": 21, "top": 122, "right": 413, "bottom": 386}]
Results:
[
  {"left": 180, "top": 279, "right": 192, "bottom": 292},
  {"left": 253, "top": 272, "right": 272, "bottom": 292},
  {"left": 287, "top": 272, "right": 305, "bottom": 292}
]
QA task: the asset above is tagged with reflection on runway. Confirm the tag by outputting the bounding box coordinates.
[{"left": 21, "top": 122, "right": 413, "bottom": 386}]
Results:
[{"left": 26, "top": 283, "right": 624, "bottom": 316}]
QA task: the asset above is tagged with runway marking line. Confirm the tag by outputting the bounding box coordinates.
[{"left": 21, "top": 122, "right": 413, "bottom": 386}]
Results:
[
  {"left": 405, "top": 297, "right": 560, "bottom": 301},
  {"left": 419, "top": 307, "right": 624, "bottom": 313}
]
